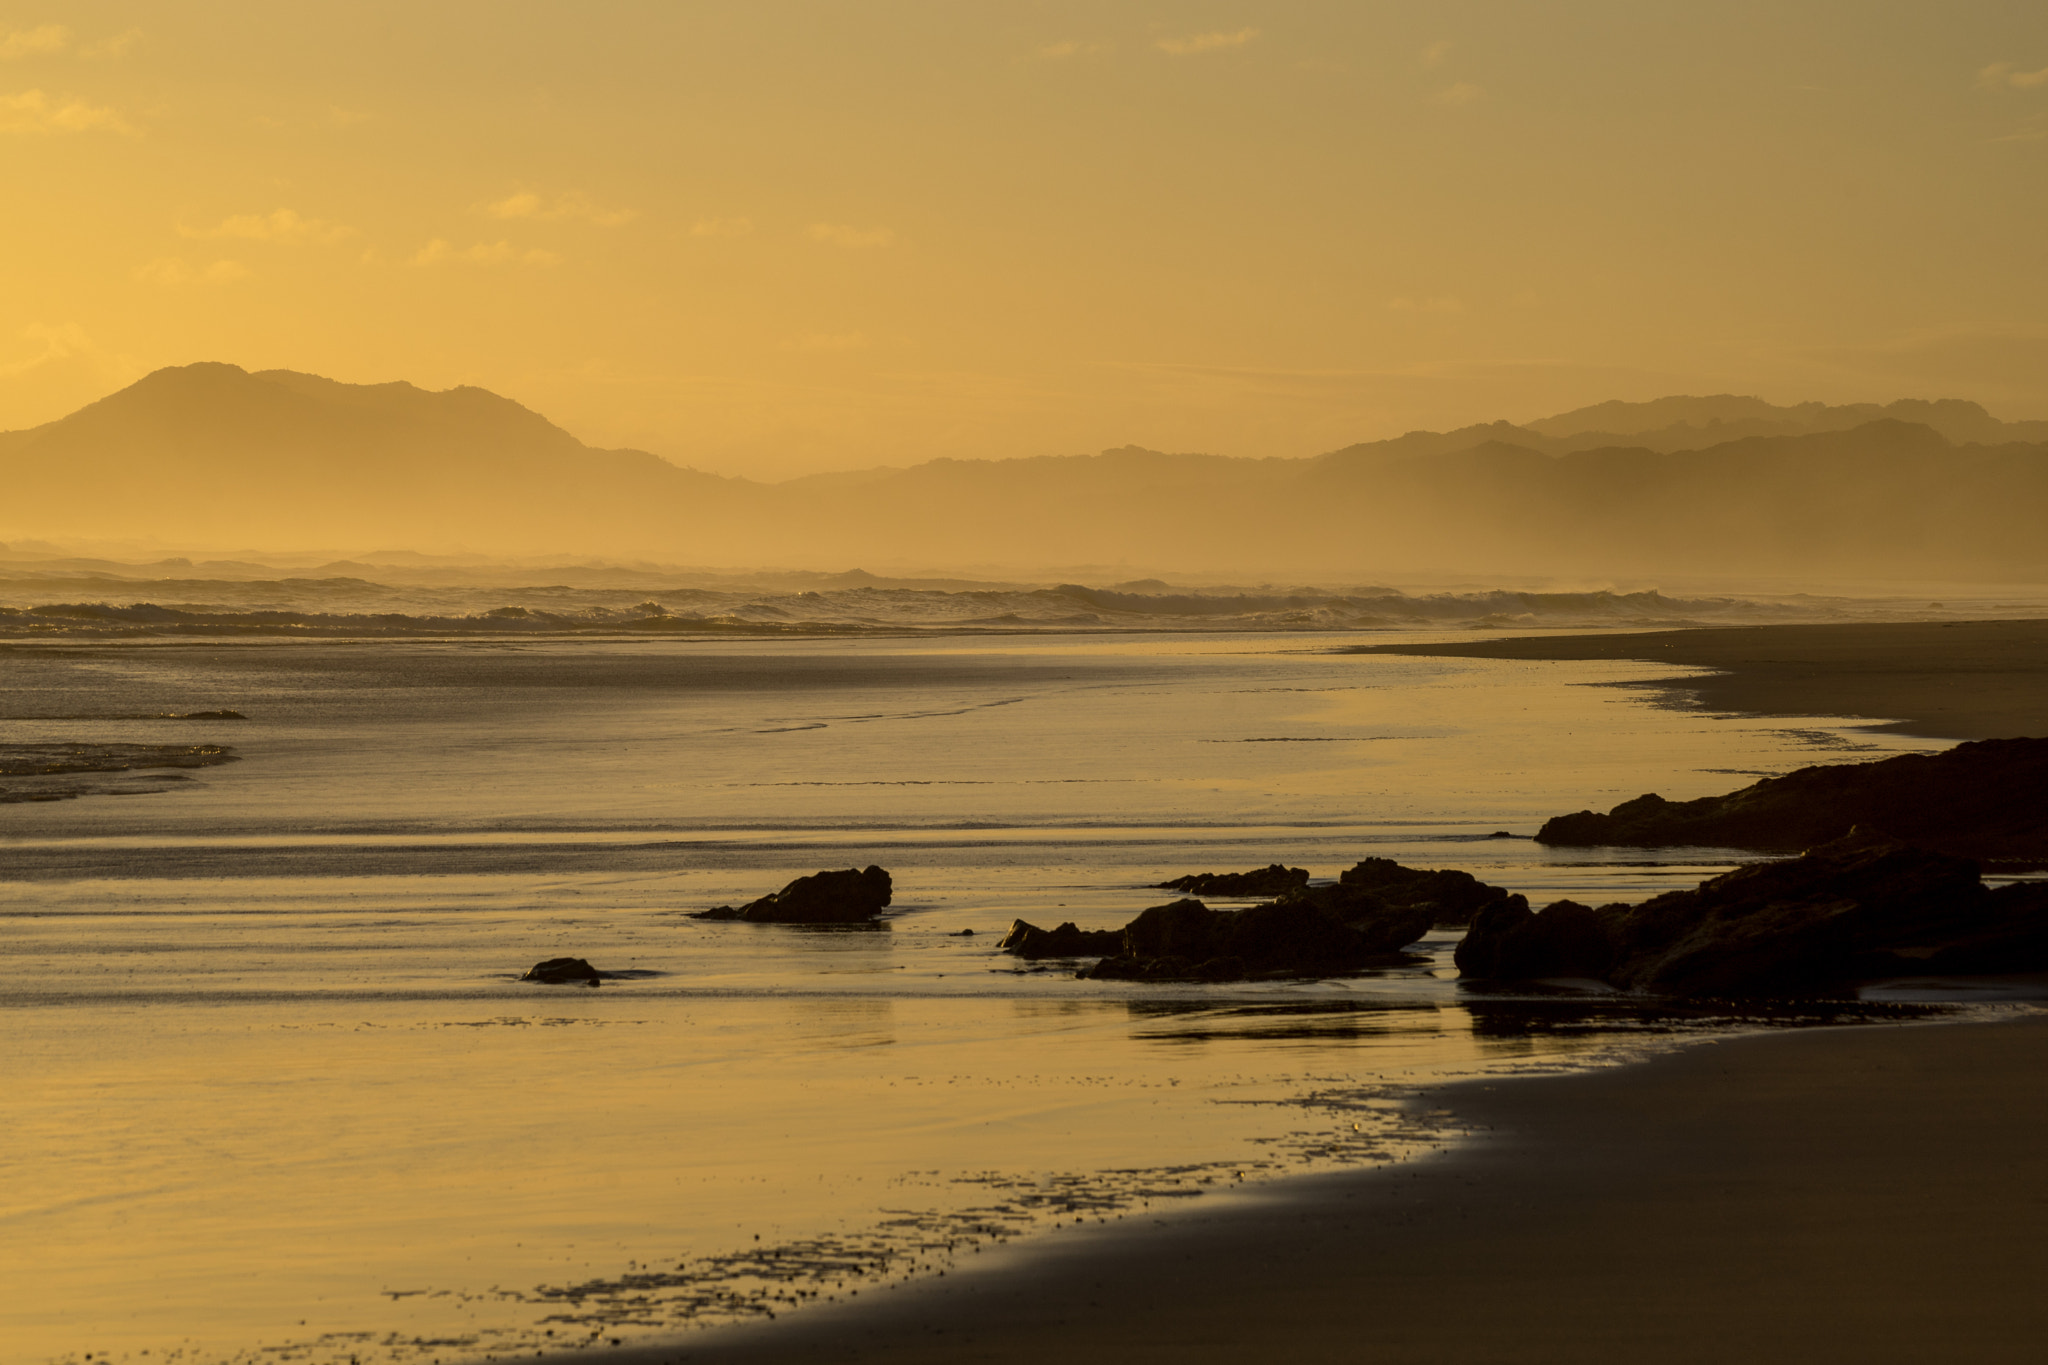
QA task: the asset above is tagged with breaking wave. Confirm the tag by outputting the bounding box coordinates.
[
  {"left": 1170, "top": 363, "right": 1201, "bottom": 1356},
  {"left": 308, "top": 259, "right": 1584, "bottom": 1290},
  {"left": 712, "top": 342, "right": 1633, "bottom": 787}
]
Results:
[{"left": 0, "top": 583, "right": 1850, "bottom": 638}]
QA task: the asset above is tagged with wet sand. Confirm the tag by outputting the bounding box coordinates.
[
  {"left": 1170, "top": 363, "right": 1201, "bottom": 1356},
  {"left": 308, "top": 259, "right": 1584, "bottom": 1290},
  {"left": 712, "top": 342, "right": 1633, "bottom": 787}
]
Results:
[
  {"left": 598, "top": 1011, "right": 2048, "bottom": 1365},
  {"left": 1352, "top": 618, "right": 2048, "bottom": 740}
]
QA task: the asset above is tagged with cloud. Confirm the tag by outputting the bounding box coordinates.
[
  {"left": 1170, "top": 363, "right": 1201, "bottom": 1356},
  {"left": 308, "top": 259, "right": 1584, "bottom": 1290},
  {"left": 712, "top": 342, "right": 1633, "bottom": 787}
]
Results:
[
  {"left": 785, "top": 332, "right": 872, "bottom": 352},
  {"left": 690, "top": 216, "right": 752, "bottom": 237},
  {"left": 1156, "top": 28, "right": 1258, "bottom": 57},
  {"left": 135, "top": 257, "right": 249, "bottom": 286},
  {"left": 182, "top": 208, "right": 356, "bottom": 245},
  {"left": 1977, "top": 61, "right": 2048, "bottom": 91},
  {"left": 808, "top": 223, "right": 895, "bottom": 248},
  {"left": 0, "top": 88, "right": 132, "bottom": 134},
  {"left": 1, "top": 321, "right": 94, "bottom": 376},
  {"left": 326, "top": 105, "right": 374, "bottom": 127},
  {"left": 1387, "top": 296, "right": 1465, "bottom": 315},
  {"left": 0, "top": 24, "right": 68, "bottom": 59},
  {"left": 0, "top": 323, "right": 145, "bottom": 428},
  {"left": 1035, "top": 40, "right": 1107, "bottom": 60},
  {"left": 411, "top": 238, "right": 560, "bottom": 267},
  {"left": 1420, "top": 40, "right": 1453, "bottom": 69},
  {"left": 1433, "top": 81, "right": 1484, "bottom": 107},
  {"left": 480, "top": 189, "right": 635, "bottom": 226},
  {"left": 1991, "top": 113, "right": 2048, "bottom": 143},
  {"left": 80, "top": 28, "right": 142, "bottom": 60}
]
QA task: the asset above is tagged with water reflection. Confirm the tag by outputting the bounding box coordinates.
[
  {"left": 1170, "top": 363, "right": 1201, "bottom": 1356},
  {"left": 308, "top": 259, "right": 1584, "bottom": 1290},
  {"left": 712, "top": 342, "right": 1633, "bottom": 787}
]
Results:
[{"left": 1126, "top": 998, "right": 1445, "bottom": 1045}]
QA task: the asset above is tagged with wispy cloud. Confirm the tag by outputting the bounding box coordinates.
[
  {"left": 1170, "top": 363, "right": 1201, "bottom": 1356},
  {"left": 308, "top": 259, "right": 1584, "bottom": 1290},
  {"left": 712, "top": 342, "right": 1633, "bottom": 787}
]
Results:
[
  {"left": 0, "top": 24, "right": 68, "bottom": 59},
  {"left": 1, "top": 321, "right": 93, "bottom": 376},
  {"left": 1991, "top": 112, "right": 2048, "bottom": 143},
  {"left": 181, "top": 208, "right": 356, "bottom": 245},
  {"left": 0, "top": 88, "right": 132, "bottom": 134},
  {"left": 1432, "top": 81, "right": 1484, "bottom": 107},
  {"left": 1035, "top": 39, "right": 1108, "bottom": 60},
  {"left": 1420, "top": 40, "right": 1453, "bottom": 69},
  {"left": 1156, "top": 28, "right": 1258, "bottom": 57},
  {"left": 326, "top": 105, "right": 374, "bottom": 127},
  {"left": 135, "top": 257, "right": 249, "bottom": 287},
  {"left": 480, "top": 189, "right": 635, "bottom": 226},
  {"left": 1978, "top": 61, "right": 2048, "bottom": 91},
  {"left": 411, "top": 238, "right": 560, "bottom": 267},
  {"left": 690, "top": 216, "right": 753, "bottom": 237},
  {"left": 80, "top": 28, "right": 142, "bottom": 60},
  {"left": 808, "top": 223, "right": 895, "bottom": 248}
]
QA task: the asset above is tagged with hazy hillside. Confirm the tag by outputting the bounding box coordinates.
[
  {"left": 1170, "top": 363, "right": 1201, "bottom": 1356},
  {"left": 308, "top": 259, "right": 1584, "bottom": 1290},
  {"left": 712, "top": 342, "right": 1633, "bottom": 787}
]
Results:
[
  {"left": 0, "top": 362, "right": 745, "bottom": 549},
  {"left": 2, "top": 364, "right": 2044, "bottom": 579}
]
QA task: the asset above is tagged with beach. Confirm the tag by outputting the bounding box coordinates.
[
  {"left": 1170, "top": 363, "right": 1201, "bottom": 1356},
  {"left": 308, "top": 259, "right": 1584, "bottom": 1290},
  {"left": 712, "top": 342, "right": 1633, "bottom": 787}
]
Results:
[
  {"left": 642, "top": 1010, "right": 2048, "bottom": 1364},
  {"left": 1354, "top": 618, "right": 2048, "bottom": 741},
  {"left": 5, "top": 619, "right": 2041, "bottom": 1363},
  {"left": 552, "top": 618, "right": 2048, "bottom": 1365}
]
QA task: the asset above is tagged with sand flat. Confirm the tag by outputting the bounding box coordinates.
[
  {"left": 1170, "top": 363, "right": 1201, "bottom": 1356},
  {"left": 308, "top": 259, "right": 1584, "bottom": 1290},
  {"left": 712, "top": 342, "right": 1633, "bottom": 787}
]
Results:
[
  {"left": 1352, "top": 618, "right": 2048, "bottom": 740},
  {"left": 635, "top": 1010, "right": 2048, "bottom": 1364}
]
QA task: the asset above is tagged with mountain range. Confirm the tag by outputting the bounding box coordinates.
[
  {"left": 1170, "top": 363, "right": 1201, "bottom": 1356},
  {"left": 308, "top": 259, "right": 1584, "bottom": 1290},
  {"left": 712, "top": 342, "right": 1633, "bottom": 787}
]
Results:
[{"left": 3, "top": 362, "right": 2044, "bottom": 579}]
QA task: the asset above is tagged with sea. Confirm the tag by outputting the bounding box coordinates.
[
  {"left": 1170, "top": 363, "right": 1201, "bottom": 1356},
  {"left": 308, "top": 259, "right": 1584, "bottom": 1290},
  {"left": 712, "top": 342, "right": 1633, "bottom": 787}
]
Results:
[{"left": 4, "top": 573, "right": 2040, "bottom": 1365}]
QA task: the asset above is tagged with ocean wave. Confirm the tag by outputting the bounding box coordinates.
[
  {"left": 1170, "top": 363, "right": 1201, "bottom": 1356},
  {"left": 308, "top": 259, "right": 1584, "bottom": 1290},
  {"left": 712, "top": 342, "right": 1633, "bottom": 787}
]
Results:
[{"left": 0, "top": 583, "right": 1845, "bottom": 638}]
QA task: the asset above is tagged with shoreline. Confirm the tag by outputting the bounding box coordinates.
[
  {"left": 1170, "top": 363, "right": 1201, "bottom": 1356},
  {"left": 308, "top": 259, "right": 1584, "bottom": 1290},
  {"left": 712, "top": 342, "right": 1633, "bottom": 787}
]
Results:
[
  {"left": 1347, "top": 617, "right": 2048, "bottom": 741},
  {"left": 578, "top": 1009, "right": 2048, "bottom": 1364}
]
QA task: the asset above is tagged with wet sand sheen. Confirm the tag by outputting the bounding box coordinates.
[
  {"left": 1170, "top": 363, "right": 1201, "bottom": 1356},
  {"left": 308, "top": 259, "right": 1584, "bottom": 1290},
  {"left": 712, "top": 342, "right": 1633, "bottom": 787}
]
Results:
[{"left": 634, "top": 1011, "right": 2048, "bottom": 1365}]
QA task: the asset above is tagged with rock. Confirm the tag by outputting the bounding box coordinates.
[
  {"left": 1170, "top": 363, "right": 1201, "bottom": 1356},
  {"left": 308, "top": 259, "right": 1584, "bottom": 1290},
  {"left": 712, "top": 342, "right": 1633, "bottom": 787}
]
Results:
[
  {"left": 1081, "top": 891, "right": 1432, "bottom": 982},
  {"left": 522, "top": 956, "right": 603, "bottom": 985},
  {"left": 1156, "top": 864, "right": 1310, "bottom": 896},
  {"left": 1450, "top": 896, "right": 1610, "bottom": 980},
  {"left": 1338, "top": 857, "right": 1520, "bottom": 926},
  {"left": 998, "top": 919, "right": 1124, "bottom": 958},
  {"left": 692, "top": 866, "right": 893, "bottom": 923},
  {"left": 1536, "top": 736, "right": 2048, "bottom": 859},
  {"left": 1456, "top": 831, "right": 2048, "bottom": 996}
]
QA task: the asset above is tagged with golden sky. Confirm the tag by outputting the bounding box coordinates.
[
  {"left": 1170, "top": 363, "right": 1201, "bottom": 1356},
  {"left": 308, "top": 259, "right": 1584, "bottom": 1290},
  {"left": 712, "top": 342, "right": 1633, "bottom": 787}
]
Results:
[{"left": 5, "top": 1, "right": 2046, "bottom": 477}]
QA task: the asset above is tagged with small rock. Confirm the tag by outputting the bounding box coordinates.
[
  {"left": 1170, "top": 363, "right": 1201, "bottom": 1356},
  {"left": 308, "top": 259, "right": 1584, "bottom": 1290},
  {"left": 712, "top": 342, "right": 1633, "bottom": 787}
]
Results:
[{"left": 522, "top": 957, "right": 602, "bottom": 985}]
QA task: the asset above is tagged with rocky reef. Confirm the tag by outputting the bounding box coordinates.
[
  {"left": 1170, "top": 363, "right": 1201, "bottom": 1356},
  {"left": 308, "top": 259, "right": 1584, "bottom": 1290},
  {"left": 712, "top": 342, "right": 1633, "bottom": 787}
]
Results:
[
  {"left": 998, "top": 920, "right": 1125, "bottom": 958},
  {"left": 999, "top": 857, "right": 1515, "bottom": 981},
  {"left": 693, "top": 866, "right": 894, "bottom": 923},
  {"left": 1338, "top": 857, "right": 1520, "bottom": 926},
  {"left": 1156, "top": 865, "right": 1309, "bottom": 897},
  {"left": 1536, "top": 737, "right": 2048, "bottom": 860},
  {"left": 1083, "top": 888, "right": 1433, "bottom": 981},
  {"left": 1456, "top": 831, "right": 2048, "bottom": 996}
]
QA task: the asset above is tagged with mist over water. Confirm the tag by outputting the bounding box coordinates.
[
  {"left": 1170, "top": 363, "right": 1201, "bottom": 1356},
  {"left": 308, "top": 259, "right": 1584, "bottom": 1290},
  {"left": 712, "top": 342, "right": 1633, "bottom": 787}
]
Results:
[{"left": 0, "top": 630, "right": 1972, "bottom": 1363}]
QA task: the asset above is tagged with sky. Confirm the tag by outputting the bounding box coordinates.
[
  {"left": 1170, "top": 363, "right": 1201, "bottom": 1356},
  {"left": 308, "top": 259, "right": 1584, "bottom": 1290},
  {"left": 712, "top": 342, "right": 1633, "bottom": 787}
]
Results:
[{"left": 4, "top": 0, "right": 2046, "bottom": 479}]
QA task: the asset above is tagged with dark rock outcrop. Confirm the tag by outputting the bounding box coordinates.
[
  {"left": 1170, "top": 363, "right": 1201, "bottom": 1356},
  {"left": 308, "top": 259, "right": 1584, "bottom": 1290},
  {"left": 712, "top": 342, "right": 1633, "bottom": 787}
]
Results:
[
  {"left": 1450, "top": 896, "right": 1608, "bottom": 981},
  {"left": 1081, "top": 887, "right": 1433, "bottom": 982},
  {"left": 693, "top": 866, "right": 893, "bottom": 923},
  {"left": 1536, "top": 737, "right": 2048, "bottom": 859},
  {"left": 1338, "top": 857, "right": 1519, "bottom": 926},
  {"left": 1456, "top": 832, "right": 2048, "bottom": 996},
  {"left": 522, "top": 957, "right": 603, "bottom": 985},
  {"left": 1156, "top": 864, "right": 1309, "bottom": 897},
  {"left": 999, "top": 919, "right": 1124, "bottom": 958}
]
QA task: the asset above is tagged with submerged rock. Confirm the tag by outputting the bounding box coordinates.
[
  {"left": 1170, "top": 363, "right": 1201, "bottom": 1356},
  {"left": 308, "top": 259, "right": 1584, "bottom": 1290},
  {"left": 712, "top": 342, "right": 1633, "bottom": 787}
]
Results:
[
  {"left": 1156, "top": 864, "right": 1310, "bottom": 897},
  {"left": 693, "top": 866, "right": 894, "bottom": 924},
  {"left": 1456, "top": 831, "right": 2048, "bottom": 996},
  {"left": 999, "top": 919, "right": 1124, "bottom": 958},
  {"left": 522, "top": 956, "right": 603, "bottom": 985},
  {"left": 1536, "top": 736, "right": 2048, "bottom": 859},
  {"left": 1338, "top": 857, "right": 1519, "bottom": 926}
]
